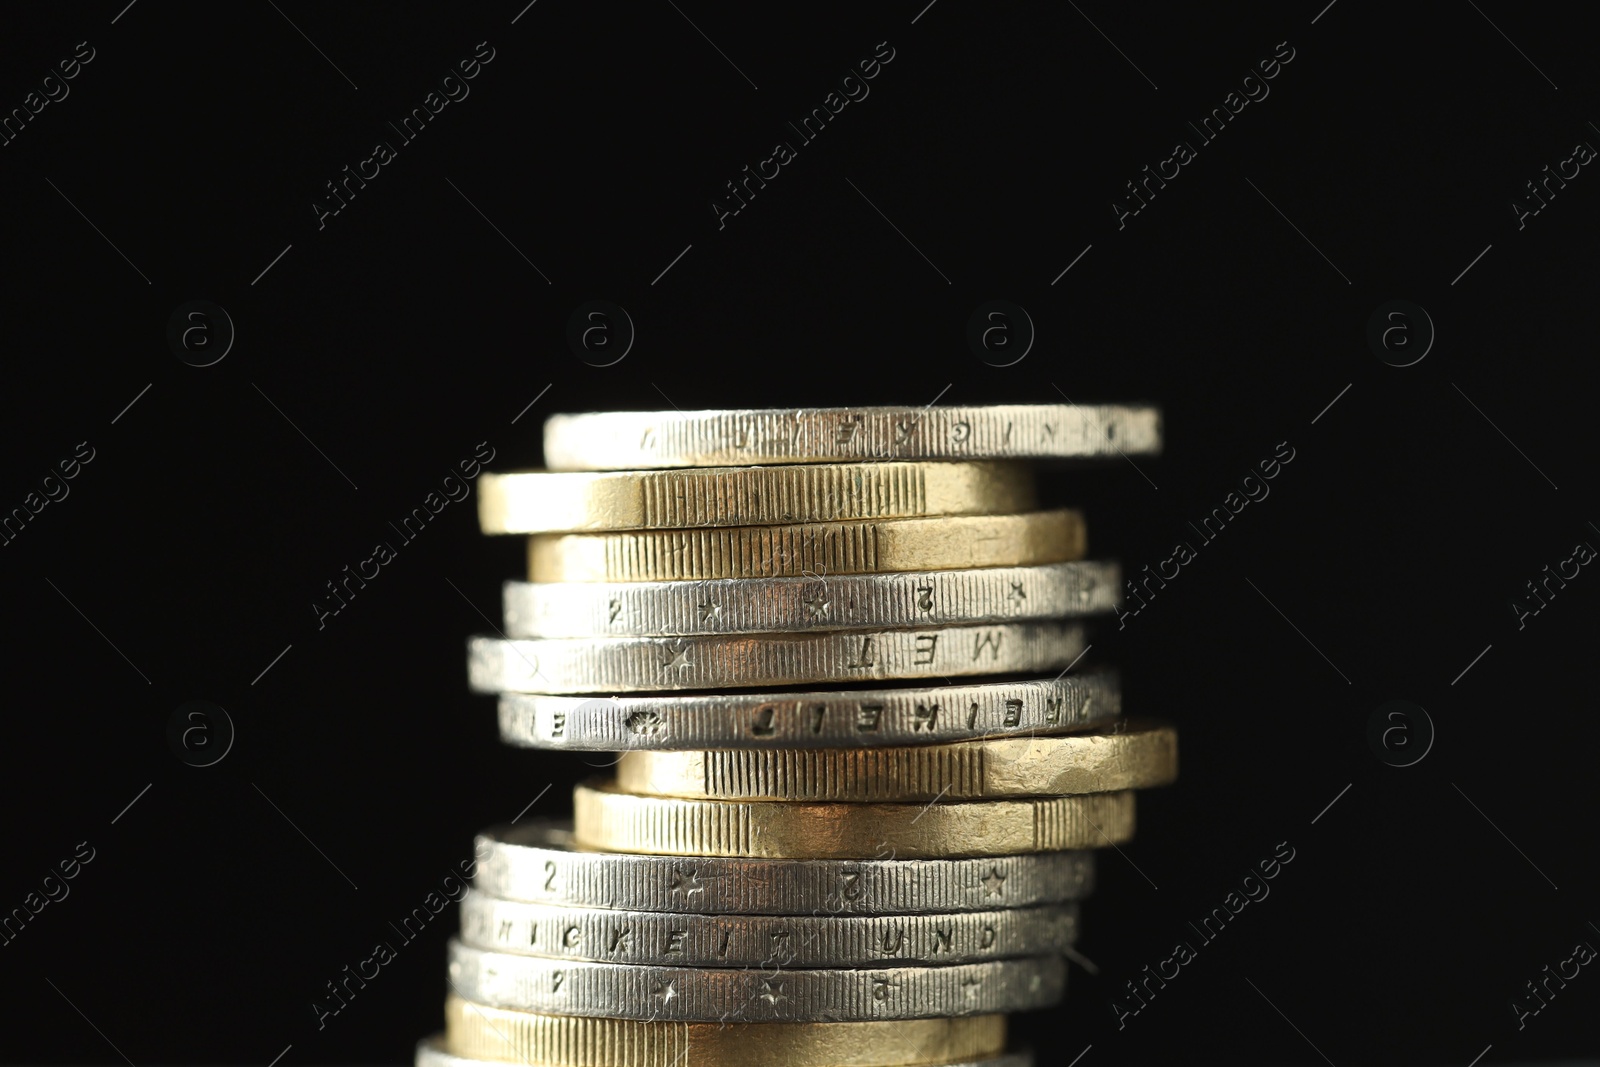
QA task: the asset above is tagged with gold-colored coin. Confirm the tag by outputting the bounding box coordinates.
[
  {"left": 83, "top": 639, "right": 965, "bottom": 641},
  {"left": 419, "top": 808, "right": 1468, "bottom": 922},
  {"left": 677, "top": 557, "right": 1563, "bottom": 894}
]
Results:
[
  {"left": 443, "top": 994, "right": 1006, "bottom": 1066},
  {"left": 571, "top": 779, "right": 1135, "bottom": 859},
  {"left": 615, "top": 718, "right": 1178, "bottom": 802},
  {"left": 479, "top": 461, "right": 1036, "bottom": 534},
  {"left": 529, "top": 509, "right": 1085, "bottom": 582}
]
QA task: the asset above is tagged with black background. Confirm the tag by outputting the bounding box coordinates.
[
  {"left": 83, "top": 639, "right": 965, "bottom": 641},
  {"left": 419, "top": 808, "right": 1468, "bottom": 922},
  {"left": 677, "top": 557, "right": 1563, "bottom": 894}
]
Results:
[{"left": 2, "top": 1, "right": 1597, "bottom": 1064}]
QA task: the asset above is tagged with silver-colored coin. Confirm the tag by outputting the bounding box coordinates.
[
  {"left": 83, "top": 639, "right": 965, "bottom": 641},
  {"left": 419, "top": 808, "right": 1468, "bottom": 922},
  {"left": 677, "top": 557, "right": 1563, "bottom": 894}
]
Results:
[
  {"left": 457, "top": 888, "right": 1078, "bottom": 967},
  {"left": 447, "top": 940, "right": 1066, "bottom": 1021},
  {"left": 468, "top": 622, "right": 1086, "bottom": 694},
  {"left": 474, "top": 822, "right": 1094, "bottom": 914},
  {"left": 502, "top": 562, "right": 1120, "bottom": 638},
  {"left": 497, "top": 672, "right": 1121, "bottom": 751},
  {"left": 542, "top": 404, "right": 1161, "bottom": 469},
  {"left": 413, "top": 1033, "right": 1035, "bottom": 1067}
]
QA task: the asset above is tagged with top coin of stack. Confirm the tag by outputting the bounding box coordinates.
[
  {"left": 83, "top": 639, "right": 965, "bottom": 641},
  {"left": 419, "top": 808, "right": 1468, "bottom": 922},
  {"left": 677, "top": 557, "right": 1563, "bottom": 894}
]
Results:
[{"left": 420, "top": 403, "right": 1171, "bottom": 1067}]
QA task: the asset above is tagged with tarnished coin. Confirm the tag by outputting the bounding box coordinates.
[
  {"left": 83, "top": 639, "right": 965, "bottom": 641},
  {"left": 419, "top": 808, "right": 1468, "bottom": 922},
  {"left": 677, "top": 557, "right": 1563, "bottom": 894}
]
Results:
[
  {"left": 447, "top": 940, "right": 1066, "bottom": 1021},
  {"left": 541, "top": 404, "right": 1161, "bottom": 469},
  {"left": 457, "top": 888, "right": 1077, "bottom": 966},
  {"left": 497, "top": 673, "right": 1122, "bottom": 751},
  {"left": 479, "top": 461, "right": 1035, "bottom": 534},
  {"left": 615, "top": 719, "right": 1178, "bottom": 801},
  {"left": 432, "top": 1007, "right": 1017, "bottom": 1067},
  {"left": 502, "top": 562, "right": 1119, "bottom": 638},
  {"left": 468, "top": 622, "right": 1087, "bottom": 694},
  {"left": 528, "top": 510, "right": 1087, "bottom": 582},
  {"left": 473, "top": 822, "right": 1095, "bottom": 914},
  {"left": 572, "top": 780, "right": 1136, "bottom": 859}
]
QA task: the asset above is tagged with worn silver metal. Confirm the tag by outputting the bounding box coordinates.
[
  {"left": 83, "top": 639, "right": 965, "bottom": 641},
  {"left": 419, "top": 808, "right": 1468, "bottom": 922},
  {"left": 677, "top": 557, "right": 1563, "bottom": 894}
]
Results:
[
  {"left": 447, "top": 939, "right": 1066, "bottom": 1021},
  {"left": 415, "top": 1032, "right": 1035, "bottom": 1067},
  {"left": 457, "top": 889, "right": 1075, "bottom": 972},
  {"left": 468, "top": 622, "right": 1087, "bottom": 694},
  {"left": 496, "top": 672, "right": 1121, "bottom": 751},
  {"left": 473, "top": 823, "right": 1095, "bottom": 914},
  {"left": 542, "top": 404, "right": 1161, "bottom": 469},
  {"left": 502, "top": 562, "right": 1120, "bottom": 638},
  {"left": 457, "top": 888, "right": 1077, "bottom": 966}
]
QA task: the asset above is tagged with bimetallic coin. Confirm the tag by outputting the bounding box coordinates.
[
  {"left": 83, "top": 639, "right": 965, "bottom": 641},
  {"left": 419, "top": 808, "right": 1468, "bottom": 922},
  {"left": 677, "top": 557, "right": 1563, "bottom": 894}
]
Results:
[
  {"left": 468, "top": 623, "right": 1087, "bottom": 694},
  {"left": 528, "top": 510, "right": 1086, "bottom": 582},
  {"left": 447, "top": 940, "right": 1066, "bottom": 1021},
  {"left": 541, "top": 404, "right": 1161, "bottom": 469},
  {"left": 457, "top": 889, "right": 1077, "bottom": 966},
  {"left": 572, "top": 780, "right": 1136, "bottom": 859},
  {"left": 434, "top": 1004, "right": 1014, "bottom": 1067},
  {"left": 497, "top": 674, "right": 1122, "bottom": 751},
  {"left": 502, "top": 562, "right": 1120, "bottom": 638},
  {"left": 615, "top": 719, "right": 1178, "bottom": 801},
  {"left": 474, "top": 822, "right": 1095, "bottom": 915},
  {"left": 478, "top": 462, "right": 1035, "bottom": 534}
]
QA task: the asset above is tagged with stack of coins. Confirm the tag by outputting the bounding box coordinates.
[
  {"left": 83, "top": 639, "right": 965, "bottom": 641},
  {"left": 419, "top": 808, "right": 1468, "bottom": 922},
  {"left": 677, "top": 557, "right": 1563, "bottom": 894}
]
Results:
[{"left": 419, "top": 404, "right": 1173, "bottom": 1067}]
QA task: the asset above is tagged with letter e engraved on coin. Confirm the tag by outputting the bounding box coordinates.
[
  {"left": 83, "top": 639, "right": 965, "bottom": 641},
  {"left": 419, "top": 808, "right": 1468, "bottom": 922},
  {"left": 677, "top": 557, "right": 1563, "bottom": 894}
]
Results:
[
  {"left": 664, "top": 929, "right": 687, "bottom": 954},
  {"left": 913, "top": 634, "right": 938, "bottom": 665},
  {"left": 550, "top": 712, "right": 566, "bottom": 738},
  {"left": 856, "top": 704, "right": 883, "bottom": 732},
  {"left": 1003, "top": 699, "right": 1023, "bottom": 727},
  {"left": 835, "top": 420, "right": 860, "bottom": 445}
]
